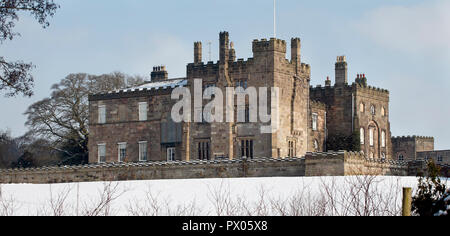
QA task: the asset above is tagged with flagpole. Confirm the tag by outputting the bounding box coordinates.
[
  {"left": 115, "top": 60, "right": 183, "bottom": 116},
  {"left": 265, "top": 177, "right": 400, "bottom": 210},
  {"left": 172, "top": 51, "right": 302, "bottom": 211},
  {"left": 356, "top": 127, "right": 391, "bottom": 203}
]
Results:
[{"left": 274, "top": 0, "right": 276, "bottom": 38}]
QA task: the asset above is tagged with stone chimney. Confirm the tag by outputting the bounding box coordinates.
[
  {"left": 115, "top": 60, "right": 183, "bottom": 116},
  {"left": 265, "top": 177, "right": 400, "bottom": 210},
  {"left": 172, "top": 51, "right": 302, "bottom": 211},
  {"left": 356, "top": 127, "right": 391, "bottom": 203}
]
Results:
[
  {"left": 229, "top": 42, "right": 236, "bottom": 62},
  {"left": 325, "top": 76, "right": 331, "bottom": 87},
  {"left": 219, "top": 32, "right": 230, "bottom": 63},
  {"left": 291, "top": 38, "right": 301, "bottom": 64},
  {"left": 335, "top": 56, "right": 348, "bottom": 86},
  {"left": 194, "top": 42, "right": 202, "bottom": 64},
  {"left": 151, "top": 66, "right": 168, "bottom": 81}
]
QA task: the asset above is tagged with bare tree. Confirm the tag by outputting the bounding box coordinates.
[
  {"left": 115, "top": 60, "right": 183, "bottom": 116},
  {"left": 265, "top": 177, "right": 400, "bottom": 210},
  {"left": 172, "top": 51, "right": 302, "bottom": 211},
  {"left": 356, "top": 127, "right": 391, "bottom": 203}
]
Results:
[
  {"left": 0, "top": 184, "right": 18, "bottom": 216},
  {"left": 0, "top": 0, "right": 59, "bottom": 97},
  {"left": 82, "top": 182, "right": 127, "bottom": 216},
  {"left": 24, "top": 73, "right": 144, "bottom": 164}
]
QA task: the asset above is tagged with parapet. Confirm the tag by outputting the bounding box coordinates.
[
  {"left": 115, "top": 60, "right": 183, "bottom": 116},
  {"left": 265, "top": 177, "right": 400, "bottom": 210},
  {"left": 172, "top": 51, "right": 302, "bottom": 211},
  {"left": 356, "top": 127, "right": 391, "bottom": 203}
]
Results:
[
  {"left": 252, "top": 38, "right": 287, "bottom": 54},
  {"left": 392, "top": 136, "right": 434, "bottom": 141}
]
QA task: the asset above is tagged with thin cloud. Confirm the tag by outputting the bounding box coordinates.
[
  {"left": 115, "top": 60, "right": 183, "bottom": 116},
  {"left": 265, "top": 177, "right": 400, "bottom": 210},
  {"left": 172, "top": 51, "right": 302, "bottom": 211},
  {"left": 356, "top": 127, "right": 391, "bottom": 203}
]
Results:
[{"left": 356, "top": 0, "right": 450, "bottom": 55}]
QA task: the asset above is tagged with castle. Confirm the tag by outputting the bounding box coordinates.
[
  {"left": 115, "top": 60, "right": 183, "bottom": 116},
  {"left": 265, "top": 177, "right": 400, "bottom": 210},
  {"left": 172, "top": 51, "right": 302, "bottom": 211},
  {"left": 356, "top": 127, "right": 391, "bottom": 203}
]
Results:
[{"left": 87, "top": 32, "right": 449, "bottom": 166}]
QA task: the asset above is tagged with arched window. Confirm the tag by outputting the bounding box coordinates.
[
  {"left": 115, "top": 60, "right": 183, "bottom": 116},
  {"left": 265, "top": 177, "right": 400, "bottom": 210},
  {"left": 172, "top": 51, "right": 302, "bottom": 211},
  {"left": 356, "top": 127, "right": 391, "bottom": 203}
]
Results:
[
  {"left": 381, "top": 107, "right": 386, "bottom": 117},
  {"left": 381, "top": 153, "right": 386, "bottom": 160},
  {"left": 360, "top": 128, "right": 365, "bottom": 145},
  {"left": 371, "top": 105, "right": 376, "bottom": 115},
  {"left": 381, "top": 131, "right": 386, "bottom": 148},
  {"left": 360, "top": 103, "right": 365, "bottom": 113},
  {"left": 398, "top": 154, "right": 404, "bottom": 161}
]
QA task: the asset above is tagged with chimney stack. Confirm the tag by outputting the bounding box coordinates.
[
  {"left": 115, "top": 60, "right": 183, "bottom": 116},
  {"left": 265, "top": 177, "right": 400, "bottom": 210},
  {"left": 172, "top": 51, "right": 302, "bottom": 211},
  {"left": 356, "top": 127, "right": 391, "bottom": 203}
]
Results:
[
  {"left": 335, "top": 56, "right": 348, "bottom": 86},
  {"left": 151, "top": 66, "right": 168, "bottom": 81},
  {"left": 219, "top": 32, "right": 230, "bottom": 63},
  {"left": 291, "top": 38, "right": 301, "bottom": 64},
  {"left": 194, "top": 42, "right": 202, "bottom": 64}
]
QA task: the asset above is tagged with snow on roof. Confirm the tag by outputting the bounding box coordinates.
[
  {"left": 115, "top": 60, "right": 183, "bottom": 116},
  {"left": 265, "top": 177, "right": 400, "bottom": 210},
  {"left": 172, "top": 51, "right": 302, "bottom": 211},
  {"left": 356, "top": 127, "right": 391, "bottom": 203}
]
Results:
[{"left": 108, "top": 78, "right": 187, "bottom": 94}]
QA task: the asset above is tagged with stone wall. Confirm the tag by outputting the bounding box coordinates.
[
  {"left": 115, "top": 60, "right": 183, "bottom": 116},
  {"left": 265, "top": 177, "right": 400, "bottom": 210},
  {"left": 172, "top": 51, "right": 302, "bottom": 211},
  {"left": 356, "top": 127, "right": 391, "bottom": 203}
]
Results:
[
  {"left": 0, "top": 151, "right": 430, "bottom": 184},
  {"left": 0, "top": 157, "right": 305, "bottom": 184}
]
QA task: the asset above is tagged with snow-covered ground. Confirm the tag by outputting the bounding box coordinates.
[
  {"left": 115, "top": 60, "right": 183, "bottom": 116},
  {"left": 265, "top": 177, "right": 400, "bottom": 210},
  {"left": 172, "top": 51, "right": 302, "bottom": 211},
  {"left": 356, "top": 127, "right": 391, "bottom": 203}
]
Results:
[{"left": 0, "top": 176, "right": 448, "bottom": 216}]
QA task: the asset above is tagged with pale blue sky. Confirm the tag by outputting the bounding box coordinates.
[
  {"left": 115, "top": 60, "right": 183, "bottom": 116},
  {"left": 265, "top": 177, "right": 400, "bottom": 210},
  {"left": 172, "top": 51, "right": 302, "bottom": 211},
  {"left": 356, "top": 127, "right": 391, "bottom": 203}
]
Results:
[{"left": 1, "top": 0, "right": 449, "bottom": 149}]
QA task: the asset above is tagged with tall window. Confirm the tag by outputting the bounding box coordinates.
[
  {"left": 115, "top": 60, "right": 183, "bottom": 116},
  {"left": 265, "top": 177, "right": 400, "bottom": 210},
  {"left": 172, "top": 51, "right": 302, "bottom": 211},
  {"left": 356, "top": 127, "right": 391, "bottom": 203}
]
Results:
[
  {"left": 399, "top": 154, "right": 404, "bottom": 161},
  {"left": 139, "top": 102, "right": 148, "bottom": 121},
  {"left": 98, "top": 105, "right": 106, "bottom": 124},
  {"left": 381, "top": 131, "right": 386, "bottom": 148},
  {"left": 167, "top": 147, "right": 176, "bottom": 162},
  {"left": 245, "top": 105, "right": 250, "bottom": 123},
  {"left": 98, "top": 144, "right": 106, "bottom": 163},
  {"left": 371, "top": 105, "right": 376, "bottom": 115},
  {"left": 118, "top": 143, "right": 126, "bottom": 162},
  {"left": 381, "top": 107, "right": 386, "bottom": 117},
  {"left": 369, "top": 128, "right": 374, "bottom": 146},
  {"left": 241, "top": 139, "right": 254, "bottom": 159},
  {"left": 139, "top": 141, "right": 148, "bottom": 162},
  {"left": 360, "top": 103, "right": 365, "bottom": 113},
  {"left": 198, "top": 141, "right": 210, "bottom": 160},
  {"left": 312, "top": 113, "right": 318, "bottom": 131},
  {"left": 438, "top": 156, "right": 443, "bottom": 162},
  {"left": 360, "top": 128, "right": 365, "bottom": 145},
  {"left": 288, "top": 141, "right": 296, "bottom": 157}
]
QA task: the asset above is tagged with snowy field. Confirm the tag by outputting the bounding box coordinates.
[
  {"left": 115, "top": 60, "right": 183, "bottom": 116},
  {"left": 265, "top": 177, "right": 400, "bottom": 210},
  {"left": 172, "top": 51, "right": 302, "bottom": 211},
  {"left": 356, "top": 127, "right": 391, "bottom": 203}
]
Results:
[{"left": 0, "top": 176, "right": 448, "bottom": 216}]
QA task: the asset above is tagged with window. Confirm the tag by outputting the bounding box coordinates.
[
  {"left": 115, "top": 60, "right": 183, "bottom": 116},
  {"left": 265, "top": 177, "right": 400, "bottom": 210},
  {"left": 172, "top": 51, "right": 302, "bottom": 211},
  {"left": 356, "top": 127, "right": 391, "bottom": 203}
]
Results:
[
  {"left": 381, "top": 131, "right": 386, "bottom": 148},
  {"left": 139, "top": 102, "right": 148, "bottom": 121},
  {"left": 381, "top": 153, "right": 386, "bottom": 160},
  {"left": 241, "top": 139, "right": 254, "bottom": 159},
  {"left": 235, "top": 80, "right": 248, "bottom": 89},
  {"left": 381, "top": 107, "right": 386, "bottom": 117},
  {"left": 438, "top": 156, "right": 443, "bottom": 162},
  {"left": 167, "top": 147, "right": 176, "bottom": 162},
  {"left": 139, "top": 141, "right": 148, "bottom": 162},
  {"left": 360, "top": 128, "right": 365, "bottom": 145},
  {"left": 118, "top": 143, "right": 126, "bottom": 162},
  {"left": 398, "top": 154, "right": 404, "bottom": 161},
  {"left": 288, "top": 141, "right": 296, "bottom": 157},
  {"left": 245, "top": 105, "right": 250, "bottom": 123},
  {"left": 312, "top": 113, "right": 318, "bottom": 131},
  {"left": 313, "top": 140, "right": 319, "bottom": 152},
  {"left": 98, "top": 105, "right": 106, "bottom": 124},
  {"left": 198, "top": 141, "right": 210, "bottom": 160},
  {"left": 369, "top": 128, "right": 374, "bottom": 146},
  {"left": 371, "top": 105, "right": 376, "bottom": 115},
  {"left": 98, "top": 144, "right": 106, "bottom": 163},
  {"left": 360, "top": 103, "right": 365, "bottom": 113}
]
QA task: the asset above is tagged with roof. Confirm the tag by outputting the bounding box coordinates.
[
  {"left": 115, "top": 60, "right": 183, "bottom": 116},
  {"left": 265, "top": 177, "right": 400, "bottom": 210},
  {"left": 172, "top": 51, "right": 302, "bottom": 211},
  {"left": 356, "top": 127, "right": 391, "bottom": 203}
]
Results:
[{"left": 108, "top": 78, "right": 187, "bottom": 94}]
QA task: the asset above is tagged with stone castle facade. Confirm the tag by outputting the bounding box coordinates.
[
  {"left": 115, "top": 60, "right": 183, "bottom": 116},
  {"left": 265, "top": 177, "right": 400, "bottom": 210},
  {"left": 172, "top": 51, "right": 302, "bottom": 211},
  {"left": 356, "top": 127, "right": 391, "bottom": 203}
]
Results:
[{"left": 87, "top": 32, "right": 448, "bottom": 166}]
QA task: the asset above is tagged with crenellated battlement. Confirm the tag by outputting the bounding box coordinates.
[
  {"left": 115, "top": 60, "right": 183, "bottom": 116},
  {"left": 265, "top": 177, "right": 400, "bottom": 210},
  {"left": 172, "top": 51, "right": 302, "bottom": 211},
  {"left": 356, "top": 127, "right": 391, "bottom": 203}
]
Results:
[
  {"left": 392, "top": 136, "right": 435, "bottom": 141},
  {"left": 252, "top": 38, "right": 287, "bottom": 54}
]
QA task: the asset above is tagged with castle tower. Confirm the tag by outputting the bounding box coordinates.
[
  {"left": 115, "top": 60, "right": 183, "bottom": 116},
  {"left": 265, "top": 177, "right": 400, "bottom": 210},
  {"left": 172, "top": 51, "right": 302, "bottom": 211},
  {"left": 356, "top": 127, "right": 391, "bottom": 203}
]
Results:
[
  {"left": 194, "top": 42, "right": 202, "bottom": 64},
  {"left": 335, "top": 56, "right": 348, "bottom": 86}
]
